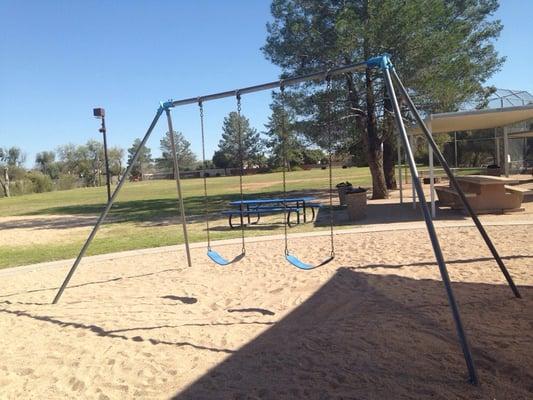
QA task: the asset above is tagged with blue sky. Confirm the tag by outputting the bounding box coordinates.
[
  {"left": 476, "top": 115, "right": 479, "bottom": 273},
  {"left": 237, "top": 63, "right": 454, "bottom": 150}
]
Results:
[{"left": 1, "top": 0, "right": 531, "bottom": 167}]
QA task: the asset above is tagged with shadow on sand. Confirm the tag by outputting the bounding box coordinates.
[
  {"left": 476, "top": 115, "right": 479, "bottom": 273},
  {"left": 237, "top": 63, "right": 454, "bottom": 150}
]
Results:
[{"left": 171, "top": 268, "right": 532, "bottom": 399}]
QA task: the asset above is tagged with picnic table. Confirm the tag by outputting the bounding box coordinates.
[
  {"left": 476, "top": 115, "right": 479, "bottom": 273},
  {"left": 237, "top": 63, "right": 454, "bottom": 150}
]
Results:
[
  {"left": 435, "top": 175, "right": 525, "bottom": 213},
  {"left": 225, "top": 197, "right": 319, "bottom": 228}
]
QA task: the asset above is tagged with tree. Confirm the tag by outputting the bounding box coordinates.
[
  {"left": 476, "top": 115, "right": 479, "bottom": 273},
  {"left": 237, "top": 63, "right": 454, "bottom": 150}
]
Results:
[
  {"left": 302, "top": 148, "right": 326, "bottom": 165},
  {"left": 212, "top": 149, "right": 231, "bottom": 169},
  {"left": 215, "top": 112, "right": 265, "bottom": 169},
  {"left": 156, "top": 131, "right": 196, "bottom": 176},
  {"left": 264, "top": 100, "right": 305, "bottom": 169},
  {"left": 0, "top": 146, "right": 25, "bottom": 197},
  {"left": 127, "top": 138, "right": 152, "bottom": 180},
  {"left": 263, "top": 0, "right": 504, "bottom": 198},
  {"left": 0, "top": 148, "right": 10, "bottom": 197},
  {"left": 56, "top": 141, "right": 104, "bottom": 186},
  {"left": 35, "top": 151, "right": 58, "bottom": 178},
  {"left": 107, "top": 147, "right": 125, "bottom": 179}
]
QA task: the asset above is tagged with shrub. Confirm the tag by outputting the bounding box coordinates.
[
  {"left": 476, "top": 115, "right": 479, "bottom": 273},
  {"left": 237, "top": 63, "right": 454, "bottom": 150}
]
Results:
[
  {"left": 26, "top": 171, "right": 53, "bottom": 193},
  {"left": 9, "top": 179, "right": 34, "bottom": 196},
  {"left": 56, "top": 174, "right": 79, "bottom": 190}
]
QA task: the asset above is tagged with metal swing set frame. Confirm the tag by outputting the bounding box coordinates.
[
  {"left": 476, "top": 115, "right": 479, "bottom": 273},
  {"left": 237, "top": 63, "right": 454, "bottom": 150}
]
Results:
[{"left": 52, "top": 54, "right": 522, "bottom": 385}]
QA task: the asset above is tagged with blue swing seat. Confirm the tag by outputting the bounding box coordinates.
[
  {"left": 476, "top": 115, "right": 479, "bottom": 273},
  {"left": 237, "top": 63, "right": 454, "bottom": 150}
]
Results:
[
  {"left": 207, "top": 249, "right": 245, "bottom": 266},
  {"left": 285, "top": 253, "right": 334, "bottom": 270}
]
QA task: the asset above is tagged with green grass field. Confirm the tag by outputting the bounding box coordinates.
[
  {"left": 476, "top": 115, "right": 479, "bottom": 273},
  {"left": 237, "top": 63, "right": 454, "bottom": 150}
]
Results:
[
  {"left": 0, "top": 166, "right": 482, "bottom": 268},
  {"left": 0, "top": 168, "right": 373, "bottom": 268}
]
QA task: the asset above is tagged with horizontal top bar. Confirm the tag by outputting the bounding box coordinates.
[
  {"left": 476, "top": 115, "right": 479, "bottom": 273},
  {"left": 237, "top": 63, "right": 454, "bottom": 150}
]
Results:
[{"left": 164, "top": 57, "right": 382, "bottom": 109}]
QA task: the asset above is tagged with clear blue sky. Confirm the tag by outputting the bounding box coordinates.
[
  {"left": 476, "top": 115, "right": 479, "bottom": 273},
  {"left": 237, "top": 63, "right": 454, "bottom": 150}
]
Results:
[{"left": 1, "top": 0, "right": 531, "bottom": 167}]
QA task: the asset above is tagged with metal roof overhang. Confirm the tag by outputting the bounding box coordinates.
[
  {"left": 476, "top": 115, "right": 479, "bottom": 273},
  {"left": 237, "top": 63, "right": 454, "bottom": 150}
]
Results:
[{"left": 409, "top": 104, "right": 533, "bottom": 135}]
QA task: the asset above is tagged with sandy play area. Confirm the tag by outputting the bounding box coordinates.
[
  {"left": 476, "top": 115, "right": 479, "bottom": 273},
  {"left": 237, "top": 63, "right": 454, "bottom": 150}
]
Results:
[{"left": 1, "top": 224, "right": 532, "bottom": 399}]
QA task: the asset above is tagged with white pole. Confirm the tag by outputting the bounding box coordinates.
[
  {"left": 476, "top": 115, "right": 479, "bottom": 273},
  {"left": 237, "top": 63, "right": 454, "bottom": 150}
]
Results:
[
  {"left": 503, "top": 126, "right": 510, "bottom": 177},
  {"left": 495, "top": 132, "right": 501, "bottom": 166}
]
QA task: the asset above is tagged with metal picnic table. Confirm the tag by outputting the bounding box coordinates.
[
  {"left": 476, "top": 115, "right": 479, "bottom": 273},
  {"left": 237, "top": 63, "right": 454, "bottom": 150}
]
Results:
[{"left": 228, "top": 197, "right": 318, "bottom": 226}]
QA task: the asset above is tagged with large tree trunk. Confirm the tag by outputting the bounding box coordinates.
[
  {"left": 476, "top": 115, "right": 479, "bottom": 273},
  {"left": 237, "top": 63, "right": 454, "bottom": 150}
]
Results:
[
  {"left": 365, "top": 70, "right": 388, "bottom": 199},
  {"left": 382, "top": 90, "right": 397, "bottom": 190},
  {"left": 383, "top": 137, "right": 397, "bottom": 190}
]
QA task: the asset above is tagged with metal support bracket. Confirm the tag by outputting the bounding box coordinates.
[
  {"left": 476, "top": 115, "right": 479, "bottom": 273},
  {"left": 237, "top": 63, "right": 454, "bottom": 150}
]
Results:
[{"left": 365, "top": 53, "right": 393, "bottom": 70}]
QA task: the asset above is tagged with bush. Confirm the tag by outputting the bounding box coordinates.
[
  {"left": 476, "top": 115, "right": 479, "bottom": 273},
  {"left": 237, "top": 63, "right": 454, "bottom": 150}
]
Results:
[
  {"left": 269, "top": 167, "right": 284, "bottom": 173},
  {"left": 291, "top": 165, "right": 303, "bottom": 171},
  {"left": 9, "top": 179, "right": 34, "bottom": 196},
  {"left": 26, "top": 171, "right": 53, "bottom": 193},
  {"left": 56, "top": 174, "right": 79, "bottom": 190}
]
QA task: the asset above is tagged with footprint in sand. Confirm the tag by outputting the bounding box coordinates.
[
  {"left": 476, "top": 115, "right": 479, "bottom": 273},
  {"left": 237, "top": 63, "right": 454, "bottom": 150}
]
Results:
[
  {"left": 16, "top": 368, "right": 33, "bottom": 376},
  {"left": 161, "top": 295, "right": 198, "bottom": 304},
  {"left": 69, "top": 377, "right": 86, "bottom": 392},
  {"left": 227, "top": 308, "right": 275, "bottom": 316}
]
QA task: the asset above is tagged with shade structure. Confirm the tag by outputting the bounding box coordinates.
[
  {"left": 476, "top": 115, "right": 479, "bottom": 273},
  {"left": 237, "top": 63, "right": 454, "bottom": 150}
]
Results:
[
  {"left": 409, "top": 104, "right": 533, "bottom": 135},
  {"left": 405, "top": 103, "right": 533, "bottom": 215}
]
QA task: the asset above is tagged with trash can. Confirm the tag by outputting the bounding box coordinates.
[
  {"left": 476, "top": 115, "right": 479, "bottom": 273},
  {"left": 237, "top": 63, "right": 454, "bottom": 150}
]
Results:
[
  {"left": 486, "top": 164, "right": 501, "bottom": 176},
  {"left": 345, "top": 187, "right": 368, "bottom": 220},
  {"left": 336, "top": 182, "right": 353, "bottom": 206}
]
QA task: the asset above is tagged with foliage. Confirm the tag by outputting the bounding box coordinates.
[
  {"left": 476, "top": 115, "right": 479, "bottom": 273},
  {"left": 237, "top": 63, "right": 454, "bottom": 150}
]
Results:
[
  {"left": 127, "top": 138, "right": 152, "bottom": 180},
  {"left": 212, "top": 150, "right": 232, "bottom": 169},
  {"left": 26, "top": 171, "right": 53, "bottom": 193},
  {"left": 264, "top": 100, "right": 305, "bottom": 169},
  {"left": 156, "top": 131, "right": 197, "bottom": 173},
  {"left": 263, "top": 0, "right": 504, "bottom": 197},
  {"left": 35, "top": 151, "right": 61, "bottom": 179},
  {"left": 302, "top": 148, "right": 326, "bottom": 165},
  {"left": 214, "top": 112, "right": 266, "bottom": 169},
  {"left": 107, "top": 146, "right": 125, "bottom": 178},
  {"left": 56, "top": 140, "right": 125, "bottom": 186},
  {"left": 56, "top": 174, "right": 80, "bottom": 190},
  {"left": 0, "top": 146, "right": 26, "bottom": 166}
]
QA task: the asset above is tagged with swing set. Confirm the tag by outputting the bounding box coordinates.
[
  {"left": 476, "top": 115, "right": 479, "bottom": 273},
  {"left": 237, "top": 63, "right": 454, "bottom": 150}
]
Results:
[{"left": 51, "top": 54, "right": 522, "bottom": 385}]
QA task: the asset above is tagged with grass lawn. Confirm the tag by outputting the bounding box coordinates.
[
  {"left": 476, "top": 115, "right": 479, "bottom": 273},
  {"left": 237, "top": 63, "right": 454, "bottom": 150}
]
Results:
[
  {"left": 0, "top": 167, "right": 371, "bottom": 268},
  {"left": 0, "top": 166, "right": 482, "bottom": 268}
]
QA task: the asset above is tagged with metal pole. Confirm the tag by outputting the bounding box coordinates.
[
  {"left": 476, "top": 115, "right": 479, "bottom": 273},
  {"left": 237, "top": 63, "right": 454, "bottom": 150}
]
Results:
[
  {"left": 454, "top": 131, "right": 458, "bottom": 168},
  {"left": 495, "top": 132, "right": 501, "bottom": 166},
  {"left": 101, "top": 116, "right": 112, "bottom": 202},
  {"left": 167, "top": 60, "right": 370, "bottom": 108},
  {"left": 53, "top": 108, "right": 164, "bottom": 304},
  {"left": 164, "top": 109, "right": 192, "bottom": 268},
  {"left": 391, "top": 68, "right": 521, "bottom": 299},
  {"left": 429, "top": 143, "right": 435, "bottom": 218},
  {"left": 503, "top": 127, "right": 510, "bottom": 177},
  {"left": 409, "top": 134, "right": 416, "bottom": 209},
  {"left": 383, "top": 67, "right": 478, "bottom": 385},
  {"left": 397, "top": 132, "right": 403, "bottom": 204}
]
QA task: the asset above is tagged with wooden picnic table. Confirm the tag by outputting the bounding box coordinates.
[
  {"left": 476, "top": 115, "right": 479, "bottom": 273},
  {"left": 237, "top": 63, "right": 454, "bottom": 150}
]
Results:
[{"left": 436, "top": 175, "right": 525, "bottom": 213}]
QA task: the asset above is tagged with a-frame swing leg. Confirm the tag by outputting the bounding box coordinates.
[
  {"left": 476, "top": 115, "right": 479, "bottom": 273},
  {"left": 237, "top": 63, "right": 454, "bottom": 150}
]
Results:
[
  {"left": 390, "top": 68, "right": 521, "bottom": 299},
  {"left": 383, "top": 67, "right": 479, "bottom": 385},
  {"left": 52, "top": 108, "right": 164, "bottom": 304},
  {"left": 164, "top": 109, "right": 192, "bottom": 268}
]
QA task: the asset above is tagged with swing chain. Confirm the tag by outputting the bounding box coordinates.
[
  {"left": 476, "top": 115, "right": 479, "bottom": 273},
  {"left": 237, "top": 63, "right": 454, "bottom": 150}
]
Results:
[
  {"left": 236, "top": 92, "right": 246, "bottom": 255},
  {"left": 199, "top": 100, "right": 211, "bottom": 250},
  {"left": 279, "top": 83, "right": 290, "bottom": 256},
  {"left": 325, "top": 75, "right": 335, "bottom": 259}
]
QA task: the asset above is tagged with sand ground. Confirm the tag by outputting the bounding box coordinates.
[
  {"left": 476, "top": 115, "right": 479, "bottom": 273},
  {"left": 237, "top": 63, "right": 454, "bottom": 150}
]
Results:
[{"left": 1, "top": 224, "right": 532, "bottom": 399}]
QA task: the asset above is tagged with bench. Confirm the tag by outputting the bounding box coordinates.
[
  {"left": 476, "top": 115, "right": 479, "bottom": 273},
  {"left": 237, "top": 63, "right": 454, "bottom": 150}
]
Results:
[
  {"left": 434, "top": 186, "right": 476, "bottom": 207},
  {"left": 221, "top": 207, "right": 302, "bottom": 228}
]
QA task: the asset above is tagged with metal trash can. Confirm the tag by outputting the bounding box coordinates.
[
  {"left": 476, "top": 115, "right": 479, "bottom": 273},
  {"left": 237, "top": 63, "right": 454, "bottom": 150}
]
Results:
[
  {"left": 345, "top": 188, "right": 367, "bottom": 220},
  {"left": 336, "top": 182, "right": 353, "bottom": 206}
]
